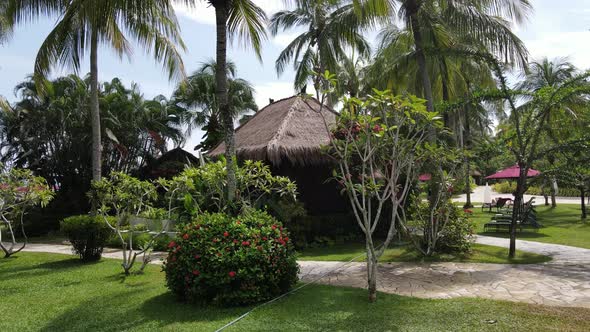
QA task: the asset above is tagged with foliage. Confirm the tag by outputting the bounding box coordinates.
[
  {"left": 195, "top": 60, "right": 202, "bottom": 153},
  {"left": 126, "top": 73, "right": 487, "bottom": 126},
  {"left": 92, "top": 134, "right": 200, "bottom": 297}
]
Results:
[
  {"left": 90, "top": 172, "right": 163, "bottom": 274},
  {"left": 0, "top": 167, "right": 53, "bottom": 257},
  {"left": 322, "top": 70, "right": 440, "bottom": 301},
  {"left": 172, "top": 60, "right": 257, "bottom": 151},
  {"left": 159, "top": 159, "right": 297, "bottom": 219},
  {"left": 163, "top": 210, "right": 299, "bottom": 306},
  {"left": 270, "top": 0, "right": 370, "bottom": 97},
  {"left": 492, "top": 182, "right": 581, "bottom": 197},
  {"left": 60, "top": 215, "right": 114, "bottom": 261},
  {"left": 0, "top": 75, "right": 187, "bottom": 234}
]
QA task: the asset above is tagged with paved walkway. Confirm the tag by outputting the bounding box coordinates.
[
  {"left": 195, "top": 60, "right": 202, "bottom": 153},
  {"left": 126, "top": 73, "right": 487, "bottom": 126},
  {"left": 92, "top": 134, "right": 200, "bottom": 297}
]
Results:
[
  {"left": 299, "top": 236, "right": 590, "bottom": 308},
  {"left": 20, "top": 237, "right": 590, "bottom": 308},
  {"left": 452, "top": 185, "right": 582, "bottom": 205}
]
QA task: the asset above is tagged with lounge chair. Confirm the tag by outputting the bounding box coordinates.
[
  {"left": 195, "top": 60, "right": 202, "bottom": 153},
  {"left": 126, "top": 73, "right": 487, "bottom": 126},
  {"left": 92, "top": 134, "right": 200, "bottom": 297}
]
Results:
[
  {"left": 484, "top": 198, "right": 540, "bottom": 232},
  {"left": 481, "top": 197, "right": 513, "bottom": 213}
]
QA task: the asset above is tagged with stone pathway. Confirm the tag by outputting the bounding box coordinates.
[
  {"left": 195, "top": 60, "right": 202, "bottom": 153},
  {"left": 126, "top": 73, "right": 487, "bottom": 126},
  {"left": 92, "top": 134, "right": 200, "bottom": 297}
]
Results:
[
  {"left": 20, "top": 237, "right": 590, "bottom": 308},
  {"left": 299, "top": 236, "right": 590, "bottom": 308}
]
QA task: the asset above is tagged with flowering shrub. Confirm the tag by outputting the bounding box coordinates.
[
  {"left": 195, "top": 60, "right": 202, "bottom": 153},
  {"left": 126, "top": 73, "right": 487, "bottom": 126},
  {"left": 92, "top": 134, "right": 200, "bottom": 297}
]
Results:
[{"left": 163, "top": 210, "right": 299, "bottom": 306}]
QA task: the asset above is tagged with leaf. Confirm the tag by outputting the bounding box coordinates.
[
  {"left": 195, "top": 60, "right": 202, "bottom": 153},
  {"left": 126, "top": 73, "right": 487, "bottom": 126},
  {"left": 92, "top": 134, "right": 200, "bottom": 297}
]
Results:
[{"left": 105, "top": 128, "right": 119, "bottom": 144}]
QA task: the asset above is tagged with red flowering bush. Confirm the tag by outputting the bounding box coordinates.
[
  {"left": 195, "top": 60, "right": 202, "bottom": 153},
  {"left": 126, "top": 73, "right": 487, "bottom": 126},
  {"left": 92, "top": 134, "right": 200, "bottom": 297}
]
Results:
[{"left": 163, "top": 210, "right": 299, "bottom": 306}]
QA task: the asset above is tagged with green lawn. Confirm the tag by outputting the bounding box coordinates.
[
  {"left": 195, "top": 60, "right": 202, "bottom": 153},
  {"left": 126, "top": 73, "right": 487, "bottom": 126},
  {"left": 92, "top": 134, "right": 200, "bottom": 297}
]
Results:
[
  {"left": 473, "top": 204, "right": 590, "bottom": 249},
  {"left": 1, "top": 252, "right": 588, "bottom": 331},
  {"left": 298, "top": 242, "right": 550, "bottom": 264}
]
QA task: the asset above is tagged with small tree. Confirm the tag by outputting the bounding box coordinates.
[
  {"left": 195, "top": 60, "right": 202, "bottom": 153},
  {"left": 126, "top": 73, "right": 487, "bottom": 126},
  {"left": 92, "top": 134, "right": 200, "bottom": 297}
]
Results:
[
  {"left": 89, "top": 172, "right": 161, "bottom": 275},
  {"left": 0, "top": 168, "right": 53, "bottom": 257},
  {"left": 320, "top": 75, "right": 440, "bottom": 302}
]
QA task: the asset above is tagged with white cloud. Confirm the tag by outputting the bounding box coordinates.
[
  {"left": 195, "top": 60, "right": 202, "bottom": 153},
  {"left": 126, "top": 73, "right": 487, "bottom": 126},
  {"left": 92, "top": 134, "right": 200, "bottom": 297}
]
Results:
[{"left": 524, "top": 31, "right": 590, "bottom": 70}]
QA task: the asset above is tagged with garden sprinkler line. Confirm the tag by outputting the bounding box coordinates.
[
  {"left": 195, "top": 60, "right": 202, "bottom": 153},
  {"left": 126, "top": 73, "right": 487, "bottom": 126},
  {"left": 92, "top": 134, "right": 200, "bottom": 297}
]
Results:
[{"left": 214, "top": 243, "right": 385, "bottom": 332}]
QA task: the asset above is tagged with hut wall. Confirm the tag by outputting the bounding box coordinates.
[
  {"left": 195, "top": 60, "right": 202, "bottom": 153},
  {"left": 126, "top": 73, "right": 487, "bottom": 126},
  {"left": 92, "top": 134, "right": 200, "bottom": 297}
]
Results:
[{"left": 271, "top": 162, "right": 349, "bottom": 215}]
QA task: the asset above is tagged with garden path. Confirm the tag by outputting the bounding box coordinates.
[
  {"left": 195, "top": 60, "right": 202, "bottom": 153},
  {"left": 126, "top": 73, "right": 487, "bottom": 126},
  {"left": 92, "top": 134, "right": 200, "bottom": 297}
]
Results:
[
  {"left": 22, "top": 236, "right": 590, "bottom": 308},
  {"left": 299, "top": 236, "right": 590, "bottom": 308}
]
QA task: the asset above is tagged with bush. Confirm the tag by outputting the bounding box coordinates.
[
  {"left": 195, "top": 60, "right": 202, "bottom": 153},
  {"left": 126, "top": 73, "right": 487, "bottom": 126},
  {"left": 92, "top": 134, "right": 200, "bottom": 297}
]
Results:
[
  {"left": 105, "top": 232, "right": 171, "bottom": 252},
  {"left": 436, "top": 208, "right": 475, "bottom": 254},
  {"left": 163, "top": 210, "right": 299, "bottom": 306},
  {"left": 60, "top": 215, "right": 114, "bottom": 261},
  {"left": 492, "top": 181, "right": 582, "bottom": 197}
]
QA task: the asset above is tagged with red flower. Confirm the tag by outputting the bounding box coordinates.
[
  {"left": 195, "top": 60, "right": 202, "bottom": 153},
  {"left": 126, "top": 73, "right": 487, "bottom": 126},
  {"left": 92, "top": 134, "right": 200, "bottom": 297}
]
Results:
[
  {"left": 194, "top": 254, "right": 201, "bottom": 259},
  {"left": 167, "top": 241, "right": 177, "bottom": 248},
  {"left": 228, "top": 271, "right": 236, "bottom": 278},
  {"left": 372, "top": 124, "right": 382, "bottom": 133},
  {"left": 262, "top": 236, "right": 267, "bottom": 241},
  {"left": 212, "top": 238, "right": 218, "bottom": 243},
  {"left": 242, "top": 241, "right": 250, "bottom": 246},
  {"left": 271, "top": 225, "right": 277, "bottom": 230},
  {"left": 192, "top": 270, "right": 200, "bottom": 276},
  {"left": 223, "top": 231, "right": 229, "bottom": 237},
  {"left": 284, "top": 237, "right": 289, "bottom": 242},
  {"left": 182, "top": 233, "right": 189, "bottom": 240},
  {"left": 233, "top": 239, "right": 239, "bottom": 244}
]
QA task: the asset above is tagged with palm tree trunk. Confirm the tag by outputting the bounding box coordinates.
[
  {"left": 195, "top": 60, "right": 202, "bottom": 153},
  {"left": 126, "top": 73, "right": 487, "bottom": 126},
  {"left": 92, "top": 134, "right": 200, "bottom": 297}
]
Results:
[
  {"left": 463, "top": 106, "right": 473, "bottom": 209},
  {"left": 90, "top": 29, "right": 101, "bottom": 181},
  {"left": 407, "top": 1, "right": 434, "bottom": 114},
  {"left": 214, "top": 1, "right": 236, "bottom": 202}
]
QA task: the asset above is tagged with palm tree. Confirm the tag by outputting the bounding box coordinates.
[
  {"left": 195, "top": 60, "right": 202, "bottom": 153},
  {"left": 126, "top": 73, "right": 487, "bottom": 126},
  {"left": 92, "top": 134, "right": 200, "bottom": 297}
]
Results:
[
  {"left": 172, "top": 59, "right": 257, "bottom": 152},
  {"left": 518, "top": 58, "right": 581, "bottom": 208},
  {"left": 0, "top": 2, "right": 11, "bottom": 44},
  {"left": 357, "top": 0, "right": 531, "bottom": 114},
  {"left": 179, "top": 0, "right": 266, "bottom": 203},
  {"left": 270, "top": 0, "right": 370, "bottom": 99},
  {"left": 3, "top": 0, "right": 186, "bottom": 182}
]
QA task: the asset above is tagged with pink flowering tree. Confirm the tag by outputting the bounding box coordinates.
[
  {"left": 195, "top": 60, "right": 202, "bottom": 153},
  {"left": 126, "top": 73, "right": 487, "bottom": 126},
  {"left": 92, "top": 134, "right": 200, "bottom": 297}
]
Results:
[{"left": 0, "top": 167, "right": 53, "bottom": 257}]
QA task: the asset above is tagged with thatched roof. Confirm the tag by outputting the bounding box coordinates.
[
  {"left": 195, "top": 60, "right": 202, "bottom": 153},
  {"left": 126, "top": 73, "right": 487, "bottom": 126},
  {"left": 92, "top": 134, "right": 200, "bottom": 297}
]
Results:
[{"left": 207, "top": 96, "right": 337, "bottom": 166}]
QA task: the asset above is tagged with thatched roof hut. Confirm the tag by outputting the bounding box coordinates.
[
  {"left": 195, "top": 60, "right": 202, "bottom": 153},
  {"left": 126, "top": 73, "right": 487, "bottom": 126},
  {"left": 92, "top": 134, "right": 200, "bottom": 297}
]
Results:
[
  {"left": 208, "top": 96, "right": 337, "bottom": 166},
  {"left": 208, "top": 96, "right": 346, "bottom": 215},
  {"left": 138, "top": 147, "right": 199, "bottom": 180}
]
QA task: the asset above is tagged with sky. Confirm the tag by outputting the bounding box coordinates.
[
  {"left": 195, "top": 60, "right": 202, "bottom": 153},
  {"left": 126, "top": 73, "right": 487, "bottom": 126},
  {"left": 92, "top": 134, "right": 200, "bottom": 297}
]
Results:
[{"left": 1, "top": 0, "right": 589, "bottom": 150}]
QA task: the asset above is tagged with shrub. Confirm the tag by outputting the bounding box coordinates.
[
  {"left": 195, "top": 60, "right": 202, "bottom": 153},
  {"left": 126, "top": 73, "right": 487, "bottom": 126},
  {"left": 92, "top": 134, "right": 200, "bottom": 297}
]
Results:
[
  {"left": 105, "top": 232, "right": 171, "bottom": 252},
  {"left": 408, "top": 201, "right": 474, "bottom": 256},
  {"left": 60, "top": 215, "right": 114, "bottom": 261},
  {"left": 163, "top": 210, "right": 299, "bottom": 306},
  {"left": 436, "top": 208, "right": 475, "bottom": 254},
  {"left": 493, "top": 181, "right": 581, "bottom": 197}
]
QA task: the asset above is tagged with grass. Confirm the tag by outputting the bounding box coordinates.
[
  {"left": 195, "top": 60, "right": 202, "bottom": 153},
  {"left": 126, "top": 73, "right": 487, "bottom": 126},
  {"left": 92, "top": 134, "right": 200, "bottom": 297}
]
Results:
[
  {"left": 1, "top": 252, "right": 588, "bottom": 331},
  {"left": 298, "top": 242, "right": 551, "bottom": 264},
  {"left": 473, "top": 204, "right": 590, "bottom": 249}
]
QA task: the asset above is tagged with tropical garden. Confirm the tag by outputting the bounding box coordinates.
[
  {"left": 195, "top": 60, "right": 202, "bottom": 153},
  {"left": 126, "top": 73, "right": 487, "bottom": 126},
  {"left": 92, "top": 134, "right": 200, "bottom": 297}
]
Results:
[{"left": 1, "top": 0, "right": 590, "bottom": 331}]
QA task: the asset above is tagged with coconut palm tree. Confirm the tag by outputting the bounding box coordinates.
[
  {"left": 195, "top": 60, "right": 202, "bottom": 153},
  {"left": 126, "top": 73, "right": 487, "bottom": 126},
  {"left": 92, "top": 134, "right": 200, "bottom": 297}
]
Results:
[
  {"left": 0, "top": 2, "right": 11, "bottom": 44},
  {"left": 270, "top": 0, "right": 370, "bottom": 99},
  {"left": 356, "top": 0, "right": 531, "bottom": 114},
  {"left": 3, "top": 0, "right": 186, "bottom": 182},
  {"left": 179, "top": 0, "right": 266, "bottom": 203},
  {"left": 172, "top": 59, "right": 257, "bottom": 152}
]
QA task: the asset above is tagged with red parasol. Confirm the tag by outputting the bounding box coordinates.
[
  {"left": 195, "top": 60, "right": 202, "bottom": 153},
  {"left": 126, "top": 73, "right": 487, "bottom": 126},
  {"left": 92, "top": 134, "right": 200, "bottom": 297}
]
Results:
[{"left": 485, "top": 165, "right": 540, "bottom": 180}]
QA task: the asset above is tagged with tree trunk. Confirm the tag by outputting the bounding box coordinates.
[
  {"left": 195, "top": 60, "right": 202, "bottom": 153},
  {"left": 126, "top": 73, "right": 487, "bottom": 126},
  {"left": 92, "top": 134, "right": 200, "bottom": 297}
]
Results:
[
  {"left": 214, "top": 2, "right": 236, "bottom": 203},
  {"left": 366, "top": 243, "right": 377, "bottom": 302},
  {"left": 581, "top": 187, "right": 586, "bottom": 219},
  {"left": 550, "top": 177, "right": 557, "bottom": 208},
  {"left": 407, "top": 1, "right": 434, "bottom": 114},
  {"left": 509, "top": 167, "right": 526, "bottom": 258},
  {"left": 90, "top": 30, "right": 101, "bottom": 181},
  {"left": 463, "top": 107, "right": 473, "bottom": 209}
]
